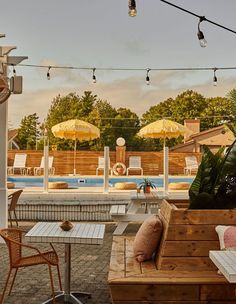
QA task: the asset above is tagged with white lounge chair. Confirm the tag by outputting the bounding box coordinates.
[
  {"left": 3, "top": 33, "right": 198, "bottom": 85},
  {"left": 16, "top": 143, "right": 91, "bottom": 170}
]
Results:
[
  {"left": 8, "top": 153, "right": 27, "bottom": 175},
  {"left": 184, "top": 155, "right": 199, "bottom": 175},
  {"left": 126, "top": 156, "right": 143, "bottom": 175},
  {"left": 96, "top": 156, "right": 112, "bottom": 175},
  {"left": 34, "top": 156, "right": 55, "bottom": 175}
]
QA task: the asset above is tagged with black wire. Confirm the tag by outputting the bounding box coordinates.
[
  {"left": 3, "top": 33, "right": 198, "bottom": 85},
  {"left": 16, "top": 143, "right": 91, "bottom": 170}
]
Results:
[{"left": 160, "top": 0, "right": 236, "bottom": 35}]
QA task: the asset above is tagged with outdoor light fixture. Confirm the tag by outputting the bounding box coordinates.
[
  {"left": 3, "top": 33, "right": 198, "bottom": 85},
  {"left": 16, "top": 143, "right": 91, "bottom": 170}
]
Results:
[
  {"left": 146, "top": 68, "right": 150, "bottom": 85},
  {"left": 197, "top": 17, "right": 207, "bottom": 47},
  {"left": 47, "top": 66, "right": 51, "bottom": 80},
  {"left": 128, "top": 0, "right": 137, "bottom": 17},
  {"left": 92, "top": 68, "right": 96, "bottom": 83},
  {"left": 213, "top": 68, "right": 218, "bottom": 86},
  {"left": 12, "top": 65, "right": 16, "bottom": 76}
]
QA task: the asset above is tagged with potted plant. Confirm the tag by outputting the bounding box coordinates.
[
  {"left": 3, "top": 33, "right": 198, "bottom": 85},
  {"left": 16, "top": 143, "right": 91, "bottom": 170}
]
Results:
[
  {"left": 138, "top": 178, "right": 156, "bottom": 193},
  {"left": 189, "top": 139, "right": 236, "bottom": 209}
]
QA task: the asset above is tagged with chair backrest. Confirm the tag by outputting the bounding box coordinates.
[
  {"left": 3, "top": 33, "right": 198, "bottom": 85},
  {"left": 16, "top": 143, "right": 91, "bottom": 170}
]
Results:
[
  {"left": 98, "top": 156, "right": 110, "bottom": 168},
  {"left": 13, "top": 153, "right": 27, "bottom": 168},
  {"left": 0, "top": 228, "right": 22, "bottom": 266},
  {"left": 8, "top": 189, "right": 23, "bottom": 211},
  {"left": 185, "top": 156, "right": 198, "bottom": 168},
  {"left": 129, "top": 156, "right": 141, "bottom": 168},
  {"left": 39, "top": 156, "right": 54, "bottom": 169}
]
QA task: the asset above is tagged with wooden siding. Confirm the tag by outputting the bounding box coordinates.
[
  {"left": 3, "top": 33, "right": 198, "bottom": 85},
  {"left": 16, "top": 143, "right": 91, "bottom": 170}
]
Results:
[{"left": 8, "top": 150, "right": 202, "bottom": 175}]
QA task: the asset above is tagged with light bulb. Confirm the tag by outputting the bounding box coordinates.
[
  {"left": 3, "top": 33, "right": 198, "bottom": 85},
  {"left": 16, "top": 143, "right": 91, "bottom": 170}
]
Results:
[
  {"left": 47, "top": 66, "right": 51, "bottom": 80},
  {"left": 146, "top": 76, "right": 150, "bottom": 85},
  {"left": 129, "top": 8, "right": 137, "bottom": 17},
  {"left": 197, "top": 30, "right": 207, "bottom": 47},
  {"left": 92, "top": 68, "right": 96, "bottom": 83},
  {"left": 213, "top": 76, "right": 217, "bottom": 86},
  {"left": 128, "top": 0, "right": 137, "bottom": 17}
]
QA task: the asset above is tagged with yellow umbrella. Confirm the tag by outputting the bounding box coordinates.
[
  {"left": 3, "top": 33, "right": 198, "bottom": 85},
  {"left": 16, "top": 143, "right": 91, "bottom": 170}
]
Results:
[
  {"left": 52, "top": 119, "right": 100, "bottom": 175},
  {"left": 138, "top": 118, "right": 192, "bottom": 141},
  {"left": 138, "top": 119, "right": 192, "bottom": 192}
]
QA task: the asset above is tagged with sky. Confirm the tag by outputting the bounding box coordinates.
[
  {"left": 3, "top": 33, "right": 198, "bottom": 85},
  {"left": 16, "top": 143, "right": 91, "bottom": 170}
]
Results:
[{"left": 1, "top": 0, "right": 236, "bottom": 128}]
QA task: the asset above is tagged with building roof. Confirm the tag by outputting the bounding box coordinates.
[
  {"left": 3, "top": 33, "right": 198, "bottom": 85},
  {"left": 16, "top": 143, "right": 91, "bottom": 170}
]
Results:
[{"left": 170, "top": 124, "right": 235, "bottom": 151}]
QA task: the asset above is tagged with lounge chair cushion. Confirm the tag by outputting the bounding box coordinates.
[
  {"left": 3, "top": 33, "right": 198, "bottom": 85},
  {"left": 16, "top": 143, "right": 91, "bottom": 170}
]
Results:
[
  {"left": 114, "top": 182, "right": 137, "bottom": 190},
  {"left": 216, "top": 225, "right": 236, "bottom": 250},
  {"left": 133, "top": 214, "right": 163, "bottom": 262}
]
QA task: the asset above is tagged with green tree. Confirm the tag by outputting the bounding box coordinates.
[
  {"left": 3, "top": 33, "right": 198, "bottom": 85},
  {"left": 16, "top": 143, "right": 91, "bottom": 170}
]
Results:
[
  {"left": 45, "top": 92, "right": 97, "bottom": 150},
  {"left": 17, "top": 113, "right": 40, "bottom": 149}
]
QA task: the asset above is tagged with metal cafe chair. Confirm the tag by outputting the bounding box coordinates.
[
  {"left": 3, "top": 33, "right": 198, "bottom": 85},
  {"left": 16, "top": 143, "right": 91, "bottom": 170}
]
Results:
[
  {"left": 0, "top": 228, "right": 62, "bottom": 304},
  {"left": 8, "top": 190, "right": 23, "bottom": 227}
]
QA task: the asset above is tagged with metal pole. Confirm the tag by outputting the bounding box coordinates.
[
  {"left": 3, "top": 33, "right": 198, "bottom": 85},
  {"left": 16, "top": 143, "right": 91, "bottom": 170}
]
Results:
[
  {"left": 163, "top": 146, "right": 169, "bottom": 195},
  {"left": 0, "top": 60, "right": 8, "bottom": 232},
  {"left": 103, "top": 146, "right": 109, "bottom": 193},
  {"left": 43, "top": 129, "right": 49, "bottom": 192}
]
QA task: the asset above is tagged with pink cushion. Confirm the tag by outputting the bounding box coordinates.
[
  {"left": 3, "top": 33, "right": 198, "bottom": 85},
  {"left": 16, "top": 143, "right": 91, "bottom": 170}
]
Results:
[
  {"left": 215, "top": 225, "right": 236, "bottom": 250},
  {"left": 133, "top": 215, "right": 163, "bottom": 262}
]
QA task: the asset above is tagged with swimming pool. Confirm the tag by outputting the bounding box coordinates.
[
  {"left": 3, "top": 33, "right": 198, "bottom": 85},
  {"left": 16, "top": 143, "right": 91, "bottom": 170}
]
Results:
[{"left": 8, "top": 176, "right": 194, "bottom": 189}]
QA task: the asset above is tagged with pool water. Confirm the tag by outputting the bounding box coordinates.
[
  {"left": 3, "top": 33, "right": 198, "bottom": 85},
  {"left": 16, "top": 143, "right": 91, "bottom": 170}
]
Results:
[{"left": 8, "top": 176, "right": 194, "bottom": 189}]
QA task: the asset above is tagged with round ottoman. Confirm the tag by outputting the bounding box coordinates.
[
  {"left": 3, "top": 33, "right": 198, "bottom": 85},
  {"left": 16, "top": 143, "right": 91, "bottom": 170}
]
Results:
[
  {"left": 48, "top": 182, "right": 68, "bottom": 189},
  {"left": 168, "top": 182, "right": 190, "bottom": 190},
  {"left": 114, "top": 182, "right": 137, "bottom": 190},
  {"left": 7, "top": 182, "right": 15, "bottom": 189}
]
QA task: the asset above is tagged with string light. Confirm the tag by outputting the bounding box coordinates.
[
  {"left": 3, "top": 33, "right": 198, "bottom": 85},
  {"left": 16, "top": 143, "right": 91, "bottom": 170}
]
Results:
[
  {"left": 197, "top": 17, "right": 207, "bottom": 48},
  {"left": 47, "top": 66, "right": 51, "bottom": 80},
  {"left": 213, "top": 68, "right": 218, "bottom": 86},
  {"left": 146, "top": 68, "right": 150, "bottom": 85},
  {"left": 128, "top": 0, "right": 137, "bottom": 17},
  {"left": 92, "top": 68, "right": 96, "bottom": 83},
  {"left": 160, "top": 0, "right": 236, "bottom": 46}
]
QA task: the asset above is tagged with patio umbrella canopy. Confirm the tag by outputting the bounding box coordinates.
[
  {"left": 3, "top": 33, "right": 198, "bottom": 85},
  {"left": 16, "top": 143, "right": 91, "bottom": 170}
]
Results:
[
  {"left": 52, "top": 119, "right": 100, "bottom": 175},
  {"left": 138, "top": 119, "right": 192, "bottom": 140},
  {"left": 138, "top": 119, "right": 192, "bottom": 192}
]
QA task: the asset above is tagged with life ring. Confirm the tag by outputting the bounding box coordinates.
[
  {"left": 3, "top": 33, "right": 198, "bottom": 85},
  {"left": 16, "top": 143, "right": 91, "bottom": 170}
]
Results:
[{"left": 112, "top": 162, "right": 127, "bottom": 176}]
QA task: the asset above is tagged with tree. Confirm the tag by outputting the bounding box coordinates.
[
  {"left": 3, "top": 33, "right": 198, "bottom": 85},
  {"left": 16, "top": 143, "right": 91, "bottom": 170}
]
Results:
[
  {"left": 45, "top": 92, "right": 98, "bottom": 150},
  {"left": 17, "top": 113, "right": 40, "bottom": 149}
]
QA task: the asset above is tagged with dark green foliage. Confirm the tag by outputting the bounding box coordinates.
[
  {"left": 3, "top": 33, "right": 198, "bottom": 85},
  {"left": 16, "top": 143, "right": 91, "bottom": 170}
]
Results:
[{"left": 189, "top": 140, "right": 236, "bottom": 209}]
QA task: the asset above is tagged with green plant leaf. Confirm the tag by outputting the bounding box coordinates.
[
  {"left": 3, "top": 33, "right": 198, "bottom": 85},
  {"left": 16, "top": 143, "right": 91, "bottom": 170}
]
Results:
[
  {"left": 216, "top": 140, "right": 236, "bottom": 185},
  {"left": 189, "top": 145, "right": 223, "bottom": 201}
]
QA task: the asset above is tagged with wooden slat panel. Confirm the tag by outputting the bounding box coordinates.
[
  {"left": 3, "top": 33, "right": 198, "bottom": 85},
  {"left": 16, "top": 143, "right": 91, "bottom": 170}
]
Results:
[
  {"left": 162, "top": 241, "right": 219, "bottom": 257},
  {"left": 125, "top": 256, "right": 142, "bottom": 276},
  {"left": 170, "top": 209, "right": 236, "bottom": 225},
  {"left": 166, "top": 224, "right": 219, "bottom": 241},
  {"left": 8, "top": 150, "right": 202, "bottom": 175},
  {"left": 201, "top": 284, "right": 236, "bottom": 300},
  {"left": 140, "top": 260, "right": 157, "bottom": 274},
  {"left": 111, "top": 236, "right": 125, "bottom": 253},
  {"left": 110, "top": 284, "right": 199, "bottom": 301},
  {"left": 159, "top": 257, "right": 217, "bottom": 271},
  {"left": 113, "top": 300, "right": 206, "bottom": 304}
]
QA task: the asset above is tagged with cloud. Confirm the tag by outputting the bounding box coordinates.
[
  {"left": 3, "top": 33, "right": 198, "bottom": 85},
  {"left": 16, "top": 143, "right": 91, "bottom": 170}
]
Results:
[{"left": 8, "top": 71, "right": 236, "bottom": 128}]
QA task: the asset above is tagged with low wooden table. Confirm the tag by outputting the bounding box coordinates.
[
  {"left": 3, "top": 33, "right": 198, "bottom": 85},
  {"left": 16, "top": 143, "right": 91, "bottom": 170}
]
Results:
[
  {"left": 111, "top": 191, "right": 166, "bottom": 235},
  {"left": 25, "top": 222, "right": 105, "bottom": 304}
]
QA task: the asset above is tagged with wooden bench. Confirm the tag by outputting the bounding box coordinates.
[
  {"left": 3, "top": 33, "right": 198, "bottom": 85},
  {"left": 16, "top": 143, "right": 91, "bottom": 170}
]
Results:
[
  {"left": 108, "top": 199, "right": 236, "bottom": 303},
  {"left": 110, "top": 205, "right": 126, "bottom": 216}
]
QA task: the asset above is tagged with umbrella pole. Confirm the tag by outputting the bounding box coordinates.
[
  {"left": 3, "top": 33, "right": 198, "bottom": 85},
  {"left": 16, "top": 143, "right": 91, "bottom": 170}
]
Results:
[
  {"left": 74, "top": 140, "right": 77, "bottom": 175},
  {"left": 163, "top": 137, "right": 169, "bottom": 194}
]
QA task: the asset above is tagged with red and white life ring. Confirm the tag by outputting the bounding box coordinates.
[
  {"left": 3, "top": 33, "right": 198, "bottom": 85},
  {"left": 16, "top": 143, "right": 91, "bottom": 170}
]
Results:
[{"left": 112, "top": 162, "right": 127, "bottom": 176}]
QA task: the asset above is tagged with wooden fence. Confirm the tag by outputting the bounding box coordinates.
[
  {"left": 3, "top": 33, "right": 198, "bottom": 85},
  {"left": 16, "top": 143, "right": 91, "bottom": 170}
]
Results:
[{"left": 8, "top": 150, "right": 202, "bottom": 176}]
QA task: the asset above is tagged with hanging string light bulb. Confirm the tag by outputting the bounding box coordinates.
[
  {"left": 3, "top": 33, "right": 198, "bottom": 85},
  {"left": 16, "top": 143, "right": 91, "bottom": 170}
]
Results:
[
  {"left": 47, "top": 66, "right": 51, "bottom": 80},
  {"left": 197, "top": 16, "right": 207, "bottom": 47},
  {"left": 146, "top": 68, "right": 150, "bottom": 85},
  {"left": 128, "top": 0, "right": 137, "bottom": 17},
  {"left": 213, "top": 68, "right": 218, "bottom": 86},
  {"left": 92, "top": 68, "right": 96, "bottom": 83}
]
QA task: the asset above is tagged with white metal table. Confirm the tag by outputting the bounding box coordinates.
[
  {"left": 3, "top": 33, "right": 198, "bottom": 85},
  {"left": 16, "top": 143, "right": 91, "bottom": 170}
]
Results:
[
  {"left": 210, "top": 250, "right": 236, "bottom": 283},
  {"left": 25, "top": 222, "right": 105, "bottom": 304},
  {"left": 111, "top": 191, "right": 166, "bottom": 235}
]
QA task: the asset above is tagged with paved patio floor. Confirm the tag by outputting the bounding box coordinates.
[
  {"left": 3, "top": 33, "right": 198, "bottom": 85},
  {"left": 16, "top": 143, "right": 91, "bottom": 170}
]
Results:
[{"left": 0, "top": 222, "right": 139, "bottom": 304}]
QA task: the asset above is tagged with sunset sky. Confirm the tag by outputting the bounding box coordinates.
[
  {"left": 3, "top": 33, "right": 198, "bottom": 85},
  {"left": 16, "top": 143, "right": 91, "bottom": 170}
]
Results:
[{"left": 1, "top": 0, "right": 236, "bottom": 127}]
